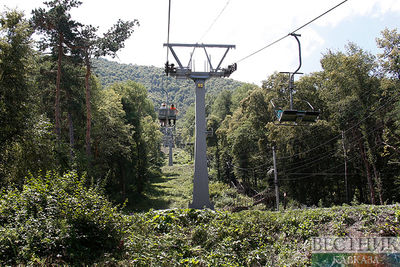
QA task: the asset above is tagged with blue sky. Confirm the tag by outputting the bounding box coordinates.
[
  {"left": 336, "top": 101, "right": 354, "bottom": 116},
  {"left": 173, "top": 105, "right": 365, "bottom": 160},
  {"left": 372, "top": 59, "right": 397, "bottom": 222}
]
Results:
[
  {"left": 2, "top": 0, "right": 400, "bottom": 85},
  {"left": 302, "top": 10, "right": 400, "bottom": 75}
]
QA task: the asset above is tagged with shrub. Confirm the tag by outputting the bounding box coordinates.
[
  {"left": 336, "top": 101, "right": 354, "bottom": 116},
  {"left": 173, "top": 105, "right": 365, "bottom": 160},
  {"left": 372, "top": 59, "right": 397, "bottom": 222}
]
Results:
[{"left": 0, "top": 171, "right": 126, "bottom": 265}]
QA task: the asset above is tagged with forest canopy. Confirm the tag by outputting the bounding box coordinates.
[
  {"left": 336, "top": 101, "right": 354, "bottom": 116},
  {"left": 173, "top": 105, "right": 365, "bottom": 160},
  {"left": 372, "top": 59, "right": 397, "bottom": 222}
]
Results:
[{"left": 1, "top": 0, "right": 400, "bottom": 264}]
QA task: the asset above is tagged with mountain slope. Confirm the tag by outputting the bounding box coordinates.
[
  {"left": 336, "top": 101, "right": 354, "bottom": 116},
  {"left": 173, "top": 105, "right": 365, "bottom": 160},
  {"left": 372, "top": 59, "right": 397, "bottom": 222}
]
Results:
[{"left": 93, "top": 58, "right": 244, "bottom": 115}]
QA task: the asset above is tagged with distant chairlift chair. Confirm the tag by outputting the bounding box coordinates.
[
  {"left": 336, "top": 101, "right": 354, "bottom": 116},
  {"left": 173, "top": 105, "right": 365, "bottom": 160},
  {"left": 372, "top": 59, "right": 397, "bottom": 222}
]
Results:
[
  {"left": 158, "top": 106, "right": 168, "bottom": 128},
  {"left": 168, "top": 108, "right": 177, "bottom": 126}
]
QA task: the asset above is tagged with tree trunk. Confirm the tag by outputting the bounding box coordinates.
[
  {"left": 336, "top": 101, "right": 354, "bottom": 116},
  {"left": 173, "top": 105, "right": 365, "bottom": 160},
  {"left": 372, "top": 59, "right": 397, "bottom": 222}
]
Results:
[
  {"left": 119, "top": 161, "right": 126, "bottom": 200},
  {"left": 216, "top": 143, "right": 221, "bottom": 181},
  {"left": 372, "top": 163, "right": 384, "bottom": 205},
  {"left": 136, "top": 139, "right": 145, "bottom": 194},
  {"left": 68, "top": 112, "right": 75, "bottom": 160},
  {"left": 85, "top": 54, "right": 92, "bottom": 157},
  {"left": 55, "top": 34, "right": 63, "bottom": 139},
  {"left": 358, "top": 135, "right": 376, "bottom": 204},
  {"left": 362, "top": 125, "right": 384, "bottom": 205}
]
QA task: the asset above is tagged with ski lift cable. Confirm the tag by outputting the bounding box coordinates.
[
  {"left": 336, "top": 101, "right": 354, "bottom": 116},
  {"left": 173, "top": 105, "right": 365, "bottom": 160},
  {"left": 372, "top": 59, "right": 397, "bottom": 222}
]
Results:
[
  {"left": 231, "top": 160, "right": 272, "bottom": 171},
  {"left": 199, "top": 0, "right": 231, "bottom": 42},
  {"left": 166, "top": 0, "right": 172, "bottom": 63},
  {"left": 235, "top": 0, "right": 349, "bottom": 64},
  {"left": 229, "top": 92, "right": 397, "bottom": 172}
]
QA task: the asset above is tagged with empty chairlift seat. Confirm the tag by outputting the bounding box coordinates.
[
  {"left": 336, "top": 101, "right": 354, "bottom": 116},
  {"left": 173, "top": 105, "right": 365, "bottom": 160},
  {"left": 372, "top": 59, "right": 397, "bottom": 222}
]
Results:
[
  {"left": 277, "top": 110, "right": 297, "bottom": 122},
  {"left": 302, "top": 111, "right": 320, "bottom": 122},
  {"left": 277, "top": 109, "right": 320, "bottom": 123}
]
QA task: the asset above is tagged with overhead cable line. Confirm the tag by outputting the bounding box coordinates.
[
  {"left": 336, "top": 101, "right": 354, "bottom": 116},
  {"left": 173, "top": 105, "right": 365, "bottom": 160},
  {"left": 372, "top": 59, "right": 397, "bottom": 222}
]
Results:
[
  {"left": 276, "top": 82, "right": 398, "bottom": 162},
  {"left": 199, "top": 0, "right": 231, "bottom": 42},
  {"left": 281, "top": 121, "right": 387, "bottom": 172},
  {"left": 279, "top": 131, "right": 391, "bottom": 181},
  {"left": 276, "top": 91, "right": 400, "bottom": 161},
  {"left": 166, "top": 0, "right": 172, "bottom": 63},
  {"left": 229, "top": 91, "right": 399, "bottom": 172},
  {"left": 236, "top": 0, "right": 349, "bottom": 63},
  {"left": 231, "top": 160, "right": 272, "bottom": 171}
]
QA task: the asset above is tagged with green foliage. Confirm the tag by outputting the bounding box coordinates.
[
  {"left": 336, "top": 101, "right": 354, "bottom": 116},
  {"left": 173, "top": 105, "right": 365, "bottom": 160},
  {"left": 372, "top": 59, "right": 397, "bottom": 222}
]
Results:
[
  {"left": 0, "top": 9, "right": 35, "bottom": 148},
  {"left": 0, "top": 116, "right": 58, "bottom": 186},
  {"left": 119, "top": 205, "right": 400, "bottom": 266},
  {"left": 2, "top": 180, "right": 399, "bottom": 266},
  {"left": 210, "top": 182, "right": 255, "bottom": 210},
  {"left": 202, "top": 35, "right": 400, "bottom": 207},
  {"left": 91, "top": 80, "right": 162, "bottom": 202},
  {"left": 93, "top": 58, "right": 244, "bottom": 118},
  {"left": 377, "top": 28, "right": 400, "bottom": 79},
  {"left": 96, "top": 19, "right": 139, "bottom": 58},
  {"left": 0, "top": 171, "right": 125, "bottom": 265},
  {"left": 30, "top": 0, "right": 82, "bottom": 50}
]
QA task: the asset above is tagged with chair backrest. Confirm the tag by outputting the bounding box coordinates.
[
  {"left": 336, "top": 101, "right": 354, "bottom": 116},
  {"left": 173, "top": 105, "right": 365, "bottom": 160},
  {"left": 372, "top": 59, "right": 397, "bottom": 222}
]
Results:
[
  {"left": 277, "top": 109, "right": 319, "bottom": 123},
  {"left": 168, "top": 109, "right": 176, "bottom": 118},
  {"left": 302, "top": 111, "right": 320, "bottom": 122},
  {"left": 278, "top": 110, "right": 298, "bottom": 122},
  {"left": 158, "top": 108, "right": 167, "bottom": 119}
]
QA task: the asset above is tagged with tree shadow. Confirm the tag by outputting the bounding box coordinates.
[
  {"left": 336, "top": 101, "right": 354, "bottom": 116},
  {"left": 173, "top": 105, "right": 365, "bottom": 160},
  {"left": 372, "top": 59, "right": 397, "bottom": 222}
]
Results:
[
  {"left": 164, "top": 172, "right": 180, "bottom": 178},
  {"left": 125, "top": 172, "right": 183, "bottom": 212}
]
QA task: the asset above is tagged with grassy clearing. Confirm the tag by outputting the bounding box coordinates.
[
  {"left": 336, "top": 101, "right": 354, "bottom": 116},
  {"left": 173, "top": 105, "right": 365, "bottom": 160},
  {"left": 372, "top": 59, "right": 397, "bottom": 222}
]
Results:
[
  {"left": 134, "top": 148, "right": 257, "bottom": 212},
  {"left": 133, "top": 149, "right": 194, "bottom": 211}
]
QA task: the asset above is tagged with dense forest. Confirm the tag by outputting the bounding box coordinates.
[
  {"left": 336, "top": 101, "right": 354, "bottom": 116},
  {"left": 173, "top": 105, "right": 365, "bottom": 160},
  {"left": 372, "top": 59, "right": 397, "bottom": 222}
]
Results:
[
  {"left": 1, "top": 0, "right": 400, "bottom": 265},
  {"left": 0, "top": 3, "right": 160, "bottom": 204},
  {"left": 186, "top": 37, "right": 400, "bottom": 208}
]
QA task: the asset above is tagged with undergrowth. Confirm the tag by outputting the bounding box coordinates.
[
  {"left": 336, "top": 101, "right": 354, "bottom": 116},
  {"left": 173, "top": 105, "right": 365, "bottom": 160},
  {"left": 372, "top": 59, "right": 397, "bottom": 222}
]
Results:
[{"left": 1, "top": 151, "right": 400, "bottom": 265}]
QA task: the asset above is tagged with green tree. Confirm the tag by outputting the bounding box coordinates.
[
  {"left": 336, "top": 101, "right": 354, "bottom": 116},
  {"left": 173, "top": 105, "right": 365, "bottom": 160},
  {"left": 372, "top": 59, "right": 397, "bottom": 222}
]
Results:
[
  {"left": 0, "top": 10, "right": 50, "bottom": 186},
  {"left": 320, "top": 43, "right": 382, "bottom": 204},
  {"left": 112, "top": 81, "right": 157, "bottom": 195},
  {"left": 91, "top": 86, "right": 133, "bottom": 200},
  {"left": 73, "top": 19, "right": 139, "bottom": 157},
  {"left": 0, "top": 10, "right": 35, "bottom": 149},
  {"left": 376, "top": 28, "right": 400, "bottom": 200},
  {"left": 376, "top": 28, "right": 400, "bottom": 79},
  {"left": 31, "top": 0, "right": 82, "bottom": 139}
]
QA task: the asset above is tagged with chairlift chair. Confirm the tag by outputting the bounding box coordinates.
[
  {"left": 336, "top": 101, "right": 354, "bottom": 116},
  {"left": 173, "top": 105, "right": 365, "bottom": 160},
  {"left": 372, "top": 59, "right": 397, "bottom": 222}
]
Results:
[
  {"left": 158, "top": 108, "right": 168, "bottom": 121},
  {"left": 158, "top": 106, "right": 168, "bottom": 127},
  {"left": 272, "top": 100, "right": 320, "bottom": 124},
  {"left": 271, "top": 33, "right": 320, "bottom": 126},
  {"left": 168, "top": 108, "right": 177, "bottom": 124}
]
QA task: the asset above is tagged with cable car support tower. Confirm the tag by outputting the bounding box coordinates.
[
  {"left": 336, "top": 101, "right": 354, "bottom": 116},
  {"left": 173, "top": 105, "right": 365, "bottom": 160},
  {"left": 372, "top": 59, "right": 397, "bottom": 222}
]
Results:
[{"left": 164, "top": 43, "right": 236, "bottom": 209}]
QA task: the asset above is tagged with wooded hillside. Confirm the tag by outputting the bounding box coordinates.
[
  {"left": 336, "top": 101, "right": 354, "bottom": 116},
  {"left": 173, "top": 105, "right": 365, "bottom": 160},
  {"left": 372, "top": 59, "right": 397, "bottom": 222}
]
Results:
[{"left": 93, "top": 58, "right": 244, "bottom": 116}]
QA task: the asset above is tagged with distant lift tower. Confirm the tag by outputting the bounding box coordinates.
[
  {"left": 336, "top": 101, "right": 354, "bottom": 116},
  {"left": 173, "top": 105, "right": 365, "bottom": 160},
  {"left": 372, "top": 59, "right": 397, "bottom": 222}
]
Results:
[{"left": 164, "top": 43, "right": 236, "bottom": 209}]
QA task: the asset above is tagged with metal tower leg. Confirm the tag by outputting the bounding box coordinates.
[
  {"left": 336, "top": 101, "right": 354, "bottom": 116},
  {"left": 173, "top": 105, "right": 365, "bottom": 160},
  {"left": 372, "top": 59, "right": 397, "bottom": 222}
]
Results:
[
  {"left": 168, "top": 129, "right": 173, "bottom": 166},
  {"left": 189, "top": 79, "right": 214, "bottom": 209}
]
